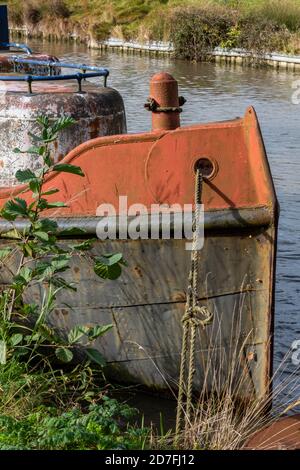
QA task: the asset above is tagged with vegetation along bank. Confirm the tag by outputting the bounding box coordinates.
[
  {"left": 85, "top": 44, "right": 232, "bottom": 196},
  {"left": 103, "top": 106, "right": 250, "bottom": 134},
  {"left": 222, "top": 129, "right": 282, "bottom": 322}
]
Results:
[{"left": 6, "top": 0, "right": 300, "bottom": 63}]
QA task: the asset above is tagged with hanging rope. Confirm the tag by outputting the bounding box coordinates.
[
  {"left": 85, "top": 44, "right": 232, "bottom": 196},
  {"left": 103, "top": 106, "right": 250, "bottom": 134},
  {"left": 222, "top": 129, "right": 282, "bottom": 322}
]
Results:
[{"left": 174, "top": 168, "right": 213, "bottom": 446}]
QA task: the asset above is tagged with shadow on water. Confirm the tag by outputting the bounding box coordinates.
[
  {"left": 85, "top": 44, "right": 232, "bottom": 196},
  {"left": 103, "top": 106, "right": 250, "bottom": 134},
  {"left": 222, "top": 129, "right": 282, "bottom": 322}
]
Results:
[{"left": 111, "top": 386, "right": 177, "bottom": 432}]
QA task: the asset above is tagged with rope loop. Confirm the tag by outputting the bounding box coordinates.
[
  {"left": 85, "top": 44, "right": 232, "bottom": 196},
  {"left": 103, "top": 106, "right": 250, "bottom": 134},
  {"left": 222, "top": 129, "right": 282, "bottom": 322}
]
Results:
[
  {"left": 182, "top": 305, "right": 213, "bottom": 328},
  {"left": 175, "top": 167, "right": 214, "bottom": 446}
]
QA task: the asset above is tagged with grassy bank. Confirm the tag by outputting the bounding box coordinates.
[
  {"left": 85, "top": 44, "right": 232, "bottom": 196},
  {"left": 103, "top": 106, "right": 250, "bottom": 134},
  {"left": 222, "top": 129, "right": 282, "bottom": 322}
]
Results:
[{"left": 5, "top": 1, "right": 300, "bottom": 59}]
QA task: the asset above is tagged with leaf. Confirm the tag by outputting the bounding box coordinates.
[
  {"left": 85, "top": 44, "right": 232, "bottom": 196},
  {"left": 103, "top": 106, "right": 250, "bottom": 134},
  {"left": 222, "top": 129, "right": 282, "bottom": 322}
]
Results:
[
  {"left": 51, "top": 116, "right": 76, "bottom": 133},
  {"left": 70, "top": 239, "right": 95, "bottom": 251},
  {"left": 41, "top": 189, "right": 59, "bottom": 196},
  {"left": 13, "top": 347, "right": 29, "bottom": 357},
  {"left": 85, "top": 348, "right": 106, "bottom": 366},
  {"left": 38, "top": 324, "right": 61, "bottom": 344},
  {"left": 51, "top": 255, "right": 71, "bottom": 272},
  {"left": 78, "top": 325, "right": 91, "bottom": 336},
  {"left": 68, "top": 326, "right": 86, "bottom": 345},
  {"left": 33, "top": 261, "right": 52, "bottom": 277},
  {"left": 0, "top": 248, "right": 12, "bottom": 259},
  {"left": 23, "top": 243, "right": 33, "bottom": 257},
  {"left": 99, "top": 253, "right": 123, "bottom": 266},
  {"left": 45, "top": 201, "right": 66, "bottom": 208},
  {"left": 87, "top": 324, "right": 113, "bottom": 340},
  {"left": 44, "top": 151, "right": 52, "bottom": 167},
  {"left": 1, "top": 229, "right": 22, "bottom": 240},
  {"left": 2, "top": 198, "right": 28, "bottom": 219},
  {"left": 53, "top": 163, "right": 85, "bottom": 177},
  {"left": 36, "top": 116, "right": 49, "bottom": 128},
  {"left": 13, "top": 267, "right": 32, "bottom": 287},
  {"left": 10, "top": 334, "right": 23, "bottom": 347},
  {"left": 0, "top": 340, "right": 7, "bottom": 365},
  {"left": 29, "top": 180, "right": 41, "bottom": 196},
  {"left": 20, "top": 266, "right": 32, "bottom": 281},
  {"left": 50, "top": 277, "right": 77, "bottom": 292},
  {"left": 15, "top": 169, "right": 37, "bottom": 183},
  {"left": 39, "top": 199, "right": 67, "bottom": 210},
  {"left": 94, "top": 261, "right": 122, "bottom": 280},
  {"left": 14, "top": 147, "right": 40, "bottom": 155},
  {"left": 33, "top": 231, "right": 49, "bottom": 242},
  {"left": 28, "top": 131, "right": 44, "bottom": 142},
  {"left": 34, "top": 218, "right": 58, "bottom": 233},
  {"left": 58, "top": 227, "right": 86, "bottom": 237},
  {"left": 55, "top": 347, "right": 73, "bottom": 363}
]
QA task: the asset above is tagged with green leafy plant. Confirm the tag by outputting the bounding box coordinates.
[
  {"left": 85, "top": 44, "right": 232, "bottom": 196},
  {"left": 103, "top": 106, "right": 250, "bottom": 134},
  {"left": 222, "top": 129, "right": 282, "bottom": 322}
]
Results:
[
  {"left": 0, "top": 115, "right": 125, "bottom": 368},
  {"left": 0, "top": 397, "right": 148, "bottom": 450}
]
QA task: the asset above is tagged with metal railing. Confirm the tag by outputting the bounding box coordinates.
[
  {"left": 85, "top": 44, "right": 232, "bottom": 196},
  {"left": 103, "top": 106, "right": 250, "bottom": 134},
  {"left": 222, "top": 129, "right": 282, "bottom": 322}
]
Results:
[
  {"left": 0, "top": 58, "right": 110, "bottom": 93},
  {"left": 0, "top": 42, "right": 32, "bottom": 55}
]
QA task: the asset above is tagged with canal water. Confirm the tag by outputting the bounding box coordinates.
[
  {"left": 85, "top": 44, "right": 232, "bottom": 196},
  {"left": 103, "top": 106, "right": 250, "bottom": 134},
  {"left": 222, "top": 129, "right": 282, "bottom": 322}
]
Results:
[{"left": 28, "top": 40, "right": 300, "bottom": 419}]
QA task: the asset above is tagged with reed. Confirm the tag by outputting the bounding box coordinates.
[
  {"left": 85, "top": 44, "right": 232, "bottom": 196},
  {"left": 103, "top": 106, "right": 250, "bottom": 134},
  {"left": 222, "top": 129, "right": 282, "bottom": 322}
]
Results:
[{"left": 133, "top": 297, "right": 300, "bottom": 450}]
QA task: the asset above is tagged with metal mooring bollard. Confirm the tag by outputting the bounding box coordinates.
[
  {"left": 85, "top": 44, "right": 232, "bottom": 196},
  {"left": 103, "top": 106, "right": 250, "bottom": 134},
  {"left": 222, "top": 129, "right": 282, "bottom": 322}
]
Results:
[{"left": 144, "top": 72, "right": 186, "bottom": 131}]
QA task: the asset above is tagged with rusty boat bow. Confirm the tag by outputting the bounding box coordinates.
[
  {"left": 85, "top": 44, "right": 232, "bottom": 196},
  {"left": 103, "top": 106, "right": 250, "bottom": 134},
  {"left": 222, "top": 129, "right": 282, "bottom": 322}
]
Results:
[{"left": 0, "top": 67, "right": 278, "bottom": 401}]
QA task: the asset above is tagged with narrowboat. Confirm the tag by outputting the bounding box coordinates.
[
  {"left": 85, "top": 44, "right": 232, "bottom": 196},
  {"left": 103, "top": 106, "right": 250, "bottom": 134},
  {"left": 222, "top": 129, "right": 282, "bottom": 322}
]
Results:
[{"left": 0, "top": 4, "right": 278, "bottom": 401}]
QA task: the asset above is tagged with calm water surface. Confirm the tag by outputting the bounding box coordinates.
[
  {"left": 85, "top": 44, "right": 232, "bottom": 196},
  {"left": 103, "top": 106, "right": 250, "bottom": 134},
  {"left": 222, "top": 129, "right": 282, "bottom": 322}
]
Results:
[{"left": 30, "top": 40, "right": 300, "bottom": 411}]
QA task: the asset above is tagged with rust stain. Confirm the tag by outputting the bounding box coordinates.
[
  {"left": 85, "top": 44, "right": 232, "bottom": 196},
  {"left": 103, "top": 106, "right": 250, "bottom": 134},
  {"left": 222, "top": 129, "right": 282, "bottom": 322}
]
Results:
[
  {"left": 172, "top": 291, "right": 186, "bottom": 302},
  {"left": 89, "top": 117, "right": 101, "bottom": 140},
  {"left": 133, "top": 266, "right": 143, "bottom": 278}
]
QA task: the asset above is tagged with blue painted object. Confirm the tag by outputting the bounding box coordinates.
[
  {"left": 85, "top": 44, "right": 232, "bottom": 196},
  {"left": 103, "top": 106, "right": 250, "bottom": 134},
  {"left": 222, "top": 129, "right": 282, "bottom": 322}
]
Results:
[
  {"left": 0, "top": 5, "right": 9, "bottom": 48},
  {"left": 0, "top": 42, "right": 32, "bottom": 54}
]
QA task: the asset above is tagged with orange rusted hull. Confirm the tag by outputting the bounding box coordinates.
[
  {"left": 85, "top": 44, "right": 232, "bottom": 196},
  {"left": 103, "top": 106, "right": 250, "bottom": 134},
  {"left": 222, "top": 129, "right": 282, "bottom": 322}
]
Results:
[{"left": 0, "top": 107, "right": 276, "bottom": 213}]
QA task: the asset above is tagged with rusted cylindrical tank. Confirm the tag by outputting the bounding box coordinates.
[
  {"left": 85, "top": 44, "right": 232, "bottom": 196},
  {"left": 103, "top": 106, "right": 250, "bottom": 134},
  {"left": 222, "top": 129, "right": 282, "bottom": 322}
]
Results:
[{"left": 0, "top": 81, "right": 127, "bottom": 187}]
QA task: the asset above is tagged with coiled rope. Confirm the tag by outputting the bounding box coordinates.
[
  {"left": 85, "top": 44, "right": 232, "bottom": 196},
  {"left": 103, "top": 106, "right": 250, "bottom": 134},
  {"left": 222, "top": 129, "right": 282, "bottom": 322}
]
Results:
[{"left": 174, "top": 168, "right": 213, "bottom": 445}]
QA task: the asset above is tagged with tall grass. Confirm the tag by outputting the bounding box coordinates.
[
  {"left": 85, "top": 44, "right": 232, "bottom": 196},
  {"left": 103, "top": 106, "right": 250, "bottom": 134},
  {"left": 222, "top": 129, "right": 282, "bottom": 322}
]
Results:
[
  {"left": 178, "top": 350, "right": 300, "bottom": 450},
  {"left": 246, "top": 0, "right": 300, "bottom": 33},
  {"left": 136, "top": 296, "right": 300, "bottom": 450}
]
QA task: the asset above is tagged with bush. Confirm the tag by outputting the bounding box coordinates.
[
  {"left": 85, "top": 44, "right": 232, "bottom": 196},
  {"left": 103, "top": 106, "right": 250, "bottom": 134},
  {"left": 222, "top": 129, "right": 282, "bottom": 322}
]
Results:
[
  {"left": 170, "top": 6, "right": 237, "bottom": 61},
  {"left": 170, "top": 4, "right": 293, "bottom": 61},
  {"left": 24, "top": 0, "right": 70, "bottom": 25},
  {"left": 24, "top": 1, "right": 42, "bottom": 25},
  {"left": 238, "top": 12, "right": 291, "bottom": 56}
]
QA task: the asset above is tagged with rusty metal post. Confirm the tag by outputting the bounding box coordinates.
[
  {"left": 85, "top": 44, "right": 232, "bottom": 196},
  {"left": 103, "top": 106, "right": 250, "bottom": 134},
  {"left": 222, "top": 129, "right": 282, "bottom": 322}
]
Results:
[{"left": 145, "top": 72, "right": 183, "bottom": 131}]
